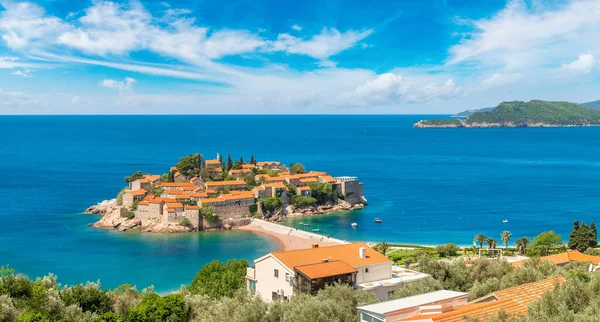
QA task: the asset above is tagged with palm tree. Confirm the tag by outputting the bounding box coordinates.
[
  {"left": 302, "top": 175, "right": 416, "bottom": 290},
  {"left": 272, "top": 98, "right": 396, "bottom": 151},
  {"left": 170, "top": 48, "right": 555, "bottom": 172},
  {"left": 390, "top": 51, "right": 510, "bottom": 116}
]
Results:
[
  {"left": 475, "top": 234, "right": 486, "bottom": 249},
  {"left": 486, "top": 238, "right": 496, "bottom": 249},
  {"left": 515, "top": 239, "right": 524, "bottom": 254},
  {"left": 521, "top": 236, "right": 530, "bottom": 254},
  {"left": 375, "top": 242, "right": 390, "bottom": 256},
  {"left": 501, "top": 231, "right": 512, "bottom": 249}
]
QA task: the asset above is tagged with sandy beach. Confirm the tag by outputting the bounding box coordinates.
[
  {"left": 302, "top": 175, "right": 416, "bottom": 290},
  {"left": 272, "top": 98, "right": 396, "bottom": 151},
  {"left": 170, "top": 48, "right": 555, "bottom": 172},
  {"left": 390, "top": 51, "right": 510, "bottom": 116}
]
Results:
[{"left": 238, "top": 219, "right": 346, "bottom": 250}]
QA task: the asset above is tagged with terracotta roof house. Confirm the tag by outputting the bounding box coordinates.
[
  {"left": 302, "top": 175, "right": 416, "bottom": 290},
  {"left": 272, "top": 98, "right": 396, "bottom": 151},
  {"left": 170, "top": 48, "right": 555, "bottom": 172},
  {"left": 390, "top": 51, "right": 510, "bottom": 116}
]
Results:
[
  {"left": 397, "top": 275, "right": 566, "bottom": 322},
  {"left": 246, "top": 243, "right": 429, "bottom": 302},
  {"left": 203, "top": 160, "right": 222, "bottom": 168},
  {"left": 512, "top": 250, "right": 600, "bottom": 269}
]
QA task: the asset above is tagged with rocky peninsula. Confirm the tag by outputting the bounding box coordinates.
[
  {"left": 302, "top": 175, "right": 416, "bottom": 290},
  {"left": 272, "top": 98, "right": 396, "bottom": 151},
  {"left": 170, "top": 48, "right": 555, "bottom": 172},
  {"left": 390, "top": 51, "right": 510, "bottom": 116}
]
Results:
[
  {"left": 85, "top": 153, "right": 367, "bottom": 233},
  {"left": 415, "top": 100, "right": 600, "bottom": 128}
]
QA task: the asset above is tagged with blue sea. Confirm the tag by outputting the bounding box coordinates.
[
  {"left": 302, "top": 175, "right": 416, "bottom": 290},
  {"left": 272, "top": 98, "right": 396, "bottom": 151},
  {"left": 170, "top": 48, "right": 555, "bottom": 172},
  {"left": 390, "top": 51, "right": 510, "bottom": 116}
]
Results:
[{"left": 1, "top": 115, "right": 600, "bottom": 291}]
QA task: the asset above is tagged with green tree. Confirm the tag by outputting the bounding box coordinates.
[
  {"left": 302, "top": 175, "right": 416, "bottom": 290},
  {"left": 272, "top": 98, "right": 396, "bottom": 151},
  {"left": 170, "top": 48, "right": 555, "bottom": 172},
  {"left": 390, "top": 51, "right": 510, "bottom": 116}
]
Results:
[
  {"left": 307, "top": 182, "right": 333, "bottom": 205},
  {"left": 167, "top": 170, "right": 175, "bottom": 182},
  {"left": 486, "top": 238, "right": 497, "bottom": 249},
  {"left": 289, "top": 162, "right": 306, "bottom": 175},
  {"left": 591, "top": 221, "right": 598, "bottom": 247},
  {"left": 226, "top": 154, "right": 233, "bottom": 171},
  {"left": 248, "top": 204, "right": 258, "bottom": 215},
  {"left": 124, "top": 171, "right": 143, "bottom": 183},
  {"left": 501, "top": 231, "right": 512, "bottom": 249},
  {"left": 475, "top": 234, "right": 486, "bottom": 249},
  {"left": 232, "top": 160, "right": 242, "bottom": 170},
  {"left": 180, "top": 218, "right": 192, "bottom": 227},
  {"left": 127, "top": 293, "right": 187, "bottom": 322},
  {"left": 60, "top": 282, "right": 113, "bottom": 314},
  {"left": 188, "top": 259, "right": 249, "bottom": 299},
  {"left": 291, "top": 196, "right": 317, "bottom": 208},
  {"left": 0, "top": 265, "right": 15, "bottom": 278},
  {"left": 250, "top": 155, "right": 256, "bottom": 164},
  {"left": 568, "top": 220, "right": 580, "bottom": 249},
  {"left": 259, "top": 197, "right": 282, "bottom": 213},
  {"left": 176, "top": 154, "right": 203, "bottom": 177},
  {"left": 529, "top": 231, "right": 563, "bottom": 256},
  {"left": 375, "top": 242, "right": 390, "bottom": 256}
]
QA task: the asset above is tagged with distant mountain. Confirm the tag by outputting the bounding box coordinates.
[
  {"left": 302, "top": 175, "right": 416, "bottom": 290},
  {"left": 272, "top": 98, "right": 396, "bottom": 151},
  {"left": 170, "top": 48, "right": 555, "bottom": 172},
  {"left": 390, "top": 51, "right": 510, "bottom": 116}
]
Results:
[
  {"left": 582, "top": 100, "right": 600, "bottom": 110},
  {"left": 452, "top": 107, "right": 495, "bottom": 118},
  {"left": 415, "top": 100, "right": 600, "bottom": 128}
]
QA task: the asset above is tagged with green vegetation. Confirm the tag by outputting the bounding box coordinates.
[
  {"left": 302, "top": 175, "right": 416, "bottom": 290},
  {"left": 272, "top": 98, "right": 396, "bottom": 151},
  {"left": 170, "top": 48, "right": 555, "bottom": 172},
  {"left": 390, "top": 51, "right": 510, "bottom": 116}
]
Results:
[
  {"left": 189, "top": 259, "right": 248, "bottom": 299},
  {"left": 130, "top": 200, "right": 139, "bottom": 211},
  {"left": 418, "top": 118, "right": 462, "bottom": 126},
  {"left": 124, "top": 171, "right": 144, "bottom": 183},
  {"left": 568, "top": 220, "right": 598, "bottom": 252},
  {"left": 248, "top": 203, "right": 258, "bottom": 215},
  {"left": 289, "top": 163, "right": 306, "bottom": 174},
  {"left": 259, "top": 197, "right": 282, "bottom": 214},
  {"left": 291, "top": 196, "right": 317, "bottom": 208},
  {"left": 501, "top": 230, "right": 512, "bottom": 249},
  {"left": 374, "top": 242, "right": 390, "bottom": 256},
  {"left": 467, "top": 100, "right": 600, "bottom": 125},
  {"left": 115, "top": 187, "right": 128, "bottom": 206},
  {"left": 120, "top": 208, "right": 135, "bottom": 220},
  {"left": 180, "top": 218, "right": 192, "bottom": 227},
  {"left": 528, "top": 231, "right": 564, "bottom": 256},
  {"left": 435, "top": 243, "right": 459, "bottom": 257},
  {"left": 0, "top": 265, "right": 15, "bottom": 277},
  {"left": 307, "top": 182, "right": 333, "bottom": 205},
  {"left": 176, "top": 154, "right": 203, "bottom": 177}
]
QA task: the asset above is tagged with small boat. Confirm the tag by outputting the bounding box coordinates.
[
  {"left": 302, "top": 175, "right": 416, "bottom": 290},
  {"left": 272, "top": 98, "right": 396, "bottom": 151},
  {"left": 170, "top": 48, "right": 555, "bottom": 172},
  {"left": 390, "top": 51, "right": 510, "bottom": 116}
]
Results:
[
  {"left": 503, "top": 219, "right": 509, "bottom": 223},
  {"left": 298, "top": 222, "right": 304, "bottom": 225},
  {"left": 312, "top": 229, "right": 320, "bottom": 232},
  {"left": 374, "top": 218, "right": 382, "bottom": 223},
  {"left": 351, "top": 222, "right": 358, "bottom": 227},
  {"left": 330, "top": 225, "right": 334, "bottom": 228}
]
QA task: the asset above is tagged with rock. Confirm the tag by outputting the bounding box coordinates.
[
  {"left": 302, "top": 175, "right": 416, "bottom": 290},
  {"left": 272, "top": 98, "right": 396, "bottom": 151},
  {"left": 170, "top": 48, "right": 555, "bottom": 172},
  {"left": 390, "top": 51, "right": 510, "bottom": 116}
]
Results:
[
  {"left": 224, "top": 224, "right": 232, "bottom": 230},
  {"left": 118, "top": 218, "right": 141, "bottom": 231},
  {"left": 84, "top": 199, "right": 117, "bottom": 215}
]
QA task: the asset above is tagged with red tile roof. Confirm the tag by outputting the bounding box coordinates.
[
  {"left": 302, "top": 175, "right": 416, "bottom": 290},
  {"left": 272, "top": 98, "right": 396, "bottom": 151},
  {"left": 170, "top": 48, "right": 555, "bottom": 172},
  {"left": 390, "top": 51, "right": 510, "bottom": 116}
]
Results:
[
  {"left": 161, "top": 182, "right": 194, "bottom": 188},
  {"left": 205, "top": 180, "right": 247, "bottom": 187},
  {"left": 295, "top": 260, "right": 358, "bottom": 279},
  {"left": 127, "top": 189, "right": 147, "bottom": 196}
]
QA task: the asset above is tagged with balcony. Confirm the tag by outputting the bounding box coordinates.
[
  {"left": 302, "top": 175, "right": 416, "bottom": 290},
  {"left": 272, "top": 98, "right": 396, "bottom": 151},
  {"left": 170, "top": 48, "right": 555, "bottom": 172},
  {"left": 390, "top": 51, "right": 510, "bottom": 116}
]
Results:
[{"left": 356, "top": 266, "right": 429, "bottom": 291}]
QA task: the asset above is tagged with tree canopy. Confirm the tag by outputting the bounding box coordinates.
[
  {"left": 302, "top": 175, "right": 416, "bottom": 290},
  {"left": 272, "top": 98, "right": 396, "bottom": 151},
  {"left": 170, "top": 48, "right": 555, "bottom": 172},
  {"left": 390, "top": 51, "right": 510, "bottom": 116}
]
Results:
[
  {"left": 529, "top": 231, "right": 564, "bottom": 256},
  {"left": 307, "top": 182, "right": 333, "bottom": 205},
  {"left": 188, "top": 259, "right": 249, "bottom": 299},
  {"left": 176, "top": 154, "right": 203, "bottom": 177},
  {"left": 289, "top": 163, "right": 306, "bottom": 175},
  {"left": 568, "top": 220, "right": 598, "bottom": 252},
  {"left": 124, "top": 171, "right": 144, "bottom": 183}
]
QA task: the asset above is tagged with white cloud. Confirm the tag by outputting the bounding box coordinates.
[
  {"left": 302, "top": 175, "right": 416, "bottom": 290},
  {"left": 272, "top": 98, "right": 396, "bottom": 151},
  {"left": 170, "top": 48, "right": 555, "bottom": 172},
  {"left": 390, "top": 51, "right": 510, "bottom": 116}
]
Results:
[
  {"left": 558, "top": 54, "right": 596, "bottom": 75},
  {"left": 0, "top": 88, "right": 43, "bottom": 107},
  {"left": 480, "top": 73, "right": 522, "bottom": 90},
  {"left": 99, "top": 77, "right": 137, "bottom": 91},
  {"left": 339, "top": 73, "right": 460, "bottom": 106},
  {"left": 291, "top": 24, "right": 302, "bottom": 31},
  {"left": 0, "top": 56, "right": 18, "bottom": 68},
  {"left": 0, "top": 2, "right": 69, "bottom": 49},
  {"left": 270, "top": 27, "right": 374, "bottom": 61},
  {"left": 448, "top": 0, "right": 600, "bottom": 69},
  {"left": 11, "top": 68, "right": 35, "bottom": 77},
  {"left": 71, "top": 96, "right": 81, "bottom": 104}
]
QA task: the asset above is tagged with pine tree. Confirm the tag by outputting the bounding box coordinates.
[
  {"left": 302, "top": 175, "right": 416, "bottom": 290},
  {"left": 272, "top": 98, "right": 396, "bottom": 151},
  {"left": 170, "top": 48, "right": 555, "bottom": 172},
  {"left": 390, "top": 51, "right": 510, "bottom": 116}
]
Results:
[
  {"left": 226, "top": 155, "right": 233, "bottom": 171},
  {"left": 250, "top": 156, "right": 255, "bottom": 164},
  {"left": 239, "top": 156, "right": 243, "bottom": 164},
  {"left": 568, "top": 220, "right": 580, "bottom": 249},
  {"left": 591, "top": 221, "right": 598, "bottom": 247}
]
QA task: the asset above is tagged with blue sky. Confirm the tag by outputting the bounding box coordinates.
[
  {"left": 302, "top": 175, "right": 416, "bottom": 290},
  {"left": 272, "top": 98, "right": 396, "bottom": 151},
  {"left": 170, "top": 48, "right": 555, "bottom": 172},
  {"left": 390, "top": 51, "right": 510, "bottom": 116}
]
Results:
[{"left": 0, "top": 0, "right": 599, "bottom": 114}]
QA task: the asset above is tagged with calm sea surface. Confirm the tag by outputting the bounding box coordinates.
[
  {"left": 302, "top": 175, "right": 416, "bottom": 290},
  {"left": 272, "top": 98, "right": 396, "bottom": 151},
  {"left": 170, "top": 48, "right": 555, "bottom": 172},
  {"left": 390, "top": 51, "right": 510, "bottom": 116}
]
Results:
[{"left": 1, "top": 115, "right": 600, "bottom": 291}]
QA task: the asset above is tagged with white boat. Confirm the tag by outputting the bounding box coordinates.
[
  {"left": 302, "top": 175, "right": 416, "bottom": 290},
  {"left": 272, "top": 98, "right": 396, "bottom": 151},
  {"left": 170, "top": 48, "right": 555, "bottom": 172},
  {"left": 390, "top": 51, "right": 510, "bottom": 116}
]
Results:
[
  {"left": 351, "top": 222, "right": 358, "bottom": 227},
  {"left": 503, "top": 219, "right": 509, "bottom": 223},
  {"left": 312, "top": 229, "right": 320, "bottom": 232},
  {"left": 298, "top": 222, "right": 304, "bottom": 225}
]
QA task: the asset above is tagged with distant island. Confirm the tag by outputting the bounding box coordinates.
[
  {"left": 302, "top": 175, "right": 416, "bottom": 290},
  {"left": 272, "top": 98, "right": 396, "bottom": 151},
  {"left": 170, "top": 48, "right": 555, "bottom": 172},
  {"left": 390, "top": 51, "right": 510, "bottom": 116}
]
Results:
[
  {"left": 85, "top": 154, "right": 366, "bottom": 233},
  {"left": 415, "top": 100, "right": 600, "bottom": 128}
]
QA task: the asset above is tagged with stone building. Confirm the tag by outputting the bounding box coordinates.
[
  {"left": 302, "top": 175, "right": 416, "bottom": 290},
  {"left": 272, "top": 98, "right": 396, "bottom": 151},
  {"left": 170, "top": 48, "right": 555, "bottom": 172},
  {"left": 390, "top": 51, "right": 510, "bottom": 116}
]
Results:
[
  {"left": 199, "top": 191, "right": 256, "bottom": 220},
  {"left": 122, "top": 189, "right": 147, "bottom": 208},
  {"left": 257, "top": 161, "right": 286, "bottom": 171},
  {"left": 205, "top": 180, "right": 247, "bottom": 192},
  {"left": 203, "top": 160, "right": 222, "bottom": 169},
  {"left": 335, "top": 176, "right": 365, "bottom": 205},
  {"left": 161, "top": 182, "right": 195, "bottom": 190},
  {"left": 296, "top": 186, "right": 312, "bottom": 196}
]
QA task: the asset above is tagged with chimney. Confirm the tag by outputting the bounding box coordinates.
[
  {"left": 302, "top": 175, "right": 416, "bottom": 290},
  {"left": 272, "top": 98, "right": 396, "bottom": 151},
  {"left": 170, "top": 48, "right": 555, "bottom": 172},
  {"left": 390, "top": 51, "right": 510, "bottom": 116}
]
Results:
[
  {"left": 312, "top": 244, "right": 319, "bottom": 248},
  {"left": 359, "top": 247, "right": 367, "bottom": 259}
]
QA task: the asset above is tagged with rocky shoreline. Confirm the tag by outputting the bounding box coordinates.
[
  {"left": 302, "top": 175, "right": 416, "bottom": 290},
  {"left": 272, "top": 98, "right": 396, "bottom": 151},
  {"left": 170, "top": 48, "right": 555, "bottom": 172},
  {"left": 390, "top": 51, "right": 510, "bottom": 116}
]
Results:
[
  {"left": 414, "top": 120, "right": 600, "bottom": 128},
  {"left": 84, "top": 198, "right": 364, "bottom": 233}
]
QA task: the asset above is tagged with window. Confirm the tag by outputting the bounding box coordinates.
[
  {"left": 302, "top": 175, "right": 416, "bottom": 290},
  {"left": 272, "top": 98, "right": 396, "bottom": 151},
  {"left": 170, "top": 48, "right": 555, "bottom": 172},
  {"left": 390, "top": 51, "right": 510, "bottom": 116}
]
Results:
[
  {"left": 274, "top": 269, "right": 279, "bottom": 278},
  {"left": 285, "top": 273, "right": 290, "bottom": 282},
  {"left": 272, "top": 292, "right": 279, "bottom": 301},
  {"left": 365, "top": 268, "right": 369, "bottom": 273}
]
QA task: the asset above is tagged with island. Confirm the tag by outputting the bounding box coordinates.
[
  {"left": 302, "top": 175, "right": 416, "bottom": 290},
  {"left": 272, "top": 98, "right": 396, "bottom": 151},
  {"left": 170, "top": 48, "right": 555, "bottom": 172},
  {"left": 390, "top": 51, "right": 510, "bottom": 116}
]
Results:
[
  {"left": 85, "top": 154, "right": 367, "bottom": 233},
  {"left": 415, "top": 100, "right": 600, "bottom": 128}
]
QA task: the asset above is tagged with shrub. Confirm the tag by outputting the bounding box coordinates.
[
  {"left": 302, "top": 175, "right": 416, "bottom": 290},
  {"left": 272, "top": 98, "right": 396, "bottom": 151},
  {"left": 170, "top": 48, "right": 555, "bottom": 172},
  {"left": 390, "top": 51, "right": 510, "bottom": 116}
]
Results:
[
  {"left": 60, "top": 282, "right": 113, "bottom": 314},
  {"left": 180, "top": 218, "right": 192, "bottom": 227},
  {"left": 248, "top": 203, "right": 258, "bottom": 215},
  {"left": 259, "top": 197, "right": 282, "bottom": 213},
  {"left": 291, "top": 196, "right": 317, "bottom": 208},
  {"left": 189, "top": 259, "right": 249, "bottom": 299},
  {"left": 115, "top": 187, "right": 127, "bottom": 206},
  {"left": 120, "top": 208, "right": 135, "bottom": 220}
]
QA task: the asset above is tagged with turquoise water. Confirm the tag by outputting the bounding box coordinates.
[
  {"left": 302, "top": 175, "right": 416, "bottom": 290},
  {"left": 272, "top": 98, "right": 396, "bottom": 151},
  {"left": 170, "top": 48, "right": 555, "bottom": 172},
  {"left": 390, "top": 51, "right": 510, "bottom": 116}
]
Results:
[{"left": 1, "top": 115, "right": 600, "bottom": 290}]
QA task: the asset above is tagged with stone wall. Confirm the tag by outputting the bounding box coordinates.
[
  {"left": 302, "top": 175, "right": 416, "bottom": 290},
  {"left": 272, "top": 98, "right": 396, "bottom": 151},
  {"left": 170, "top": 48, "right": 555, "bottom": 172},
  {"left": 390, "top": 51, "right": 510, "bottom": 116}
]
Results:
[{"left": 213, "top": 205, "right": 252, "bottom": 220}]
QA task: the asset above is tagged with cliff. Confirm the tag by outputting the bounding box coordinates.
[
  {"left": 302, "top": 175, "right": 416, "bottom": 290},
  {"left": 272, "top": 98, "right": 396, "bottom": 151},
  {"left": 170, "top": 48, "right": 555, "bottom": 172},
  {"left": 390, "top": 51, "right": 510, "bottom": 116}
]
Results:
[{"left": 415, "top": 100, "right": 600, "bottom": 128}]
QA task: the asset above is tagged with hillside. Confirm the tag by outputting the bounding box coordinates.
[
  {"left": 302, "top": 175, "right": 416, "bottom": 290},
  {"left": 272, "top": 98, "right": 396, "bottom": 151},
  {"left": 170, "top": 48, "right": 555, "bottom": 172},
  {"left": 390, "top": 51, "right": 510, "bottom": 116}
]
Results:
[
  {"left": 415, "top": 100, "right": 600, "bottom": 128},
  {"left": 583, "top": 100, "right": 600, "bottom": 110},
  {"left": 452, "top": 107, "right": 494, "bottom": 118}
]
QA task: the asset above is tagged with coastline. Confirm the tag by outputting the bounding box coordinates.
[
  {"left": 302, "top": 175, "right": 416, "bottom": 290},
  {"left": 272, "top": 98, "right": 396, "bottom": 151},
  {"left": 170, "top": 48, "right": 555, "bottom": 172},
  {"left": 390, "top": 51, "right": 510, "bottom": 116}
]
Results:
[{"left": 238, "top": 219, "right": 346, "bottom": 250}]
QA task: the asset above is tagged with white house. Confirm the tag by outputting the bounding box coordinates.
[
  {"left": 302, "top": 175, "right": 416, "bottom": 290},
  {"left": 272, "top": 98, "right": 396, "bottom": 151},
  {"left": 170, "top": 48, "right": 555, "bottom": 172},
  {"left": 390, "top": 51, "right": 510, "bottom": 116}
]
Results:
[
  {"left": 246, "top": 243, "right": 429, "bottom": 302},
  {"left": 357, "top": 290, "right": 468, "bottom": 322}
]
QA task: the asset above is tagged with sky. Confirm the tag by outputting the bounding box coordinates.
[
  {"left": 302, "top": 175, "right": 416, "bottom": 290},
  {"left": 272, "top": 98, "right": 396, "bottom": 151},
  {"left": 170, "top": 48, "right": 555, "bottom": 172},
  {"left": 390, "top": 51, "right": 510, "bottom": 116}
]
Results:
[{"left": 0, "top": 0, "right": 599, "bottom": 114}]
